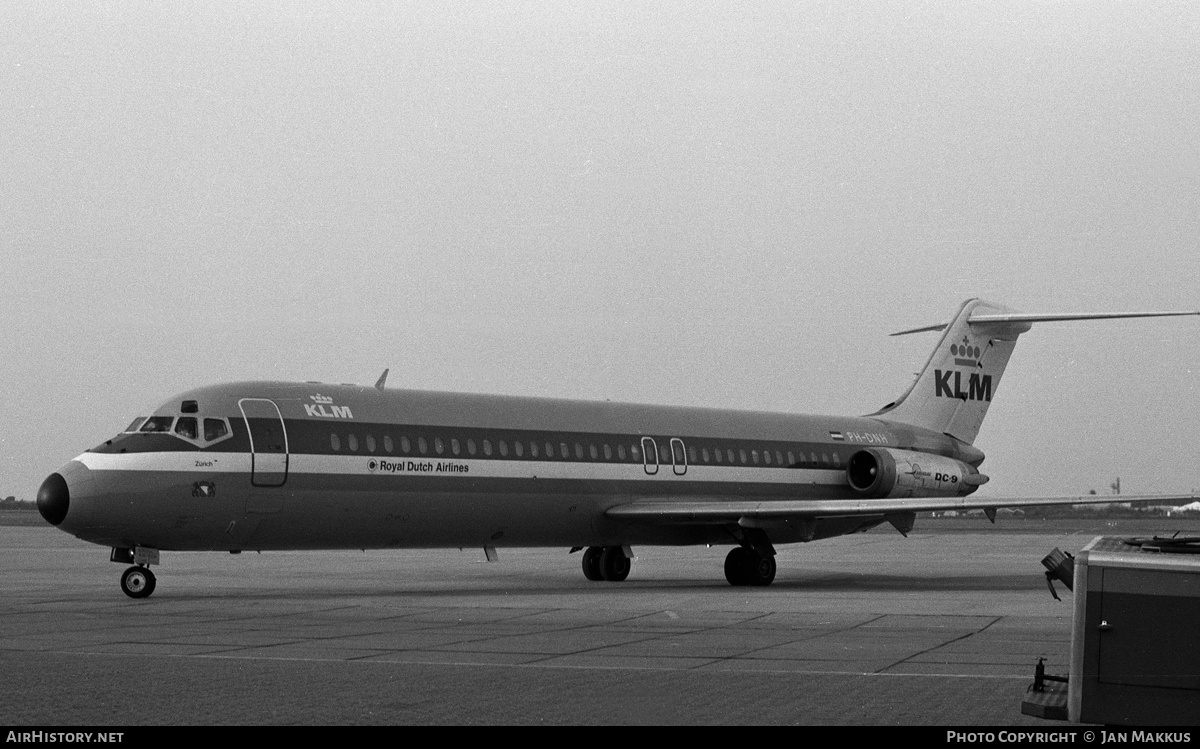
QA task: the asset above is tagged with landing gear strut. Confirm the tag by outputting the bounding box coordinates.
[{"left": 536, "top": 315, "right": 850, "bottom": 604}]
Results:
[
  {"left": 120, "top": 565, "right": 157, "bottom": 599},
  {"left": 580, "top": 546, "right": 631, "bottom": 582},
  {"left": 724, "top": 546, "right": 776, "bottom": 587}
]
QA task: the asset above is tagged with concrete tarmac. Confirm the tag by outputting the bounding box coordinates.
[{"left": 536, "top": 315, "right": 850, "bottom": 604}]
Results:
[{"left": 2, "top": 519, "right": 1192, "bottom": 725}]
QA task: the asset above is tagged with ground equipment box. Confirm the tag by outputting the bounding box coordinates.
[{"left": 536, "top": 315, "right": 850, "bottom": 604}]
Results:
[{"left": 1026, "top": 535, "right": 1200, "bottom": 725}]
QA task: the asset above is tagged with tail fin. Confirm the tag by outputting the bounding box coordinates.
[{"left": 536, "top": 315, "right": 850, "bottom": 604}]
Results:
[{"left": 870, "top": 298, "right": 1198, "bottom": 445}]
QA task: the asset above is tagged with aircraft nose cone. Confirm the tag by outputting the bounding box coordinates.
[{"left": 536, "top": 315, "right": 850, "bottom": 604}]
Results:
[{"left": 37, "top": 473, "right": 70, "bottom": 526}]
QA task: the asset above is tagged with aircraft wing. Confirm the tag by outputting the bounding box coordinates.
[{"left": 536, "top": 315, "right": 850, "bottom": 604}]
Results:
[{"left": 605, "top": 493, "right": 1199, "bottom": 524}]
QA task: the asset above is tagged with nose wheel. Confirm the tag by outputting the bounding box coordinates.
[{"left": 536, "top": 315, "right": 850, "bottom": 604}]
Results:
[{"left": 120, "top": 565, "right": 157, "bottom": 599}]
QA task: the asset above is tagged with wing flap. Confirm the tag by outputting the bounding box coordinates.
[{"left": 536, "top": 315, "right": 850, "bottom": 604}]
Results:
[{"left": 605, "top": 493, "right": 1199, "bottom": 524}]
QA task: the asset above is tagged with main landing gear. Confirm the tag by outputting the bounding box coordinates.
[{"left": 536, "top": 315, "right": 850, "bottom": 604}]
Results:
[
  {"left": 581, "top": 546, "right": 631, "bottom": 582},
  {"left": 724, "top": 546, "right": 776, "bottom": 587}
]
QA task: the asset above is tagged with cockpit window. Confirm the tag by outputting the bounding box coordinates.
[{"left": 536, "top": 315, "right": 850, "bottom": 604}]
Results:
[
  {"left": 175, "top": 417, "right": 198, "bottom": 440},
  {"left": 119, "top": 412, "right": 232, "bottom": 446},
  {"left": 140, "top": 416, "right": 175, "bottom": 433},
  {"left": 204, "top": 419, "right": 229, "bottom": 441}
]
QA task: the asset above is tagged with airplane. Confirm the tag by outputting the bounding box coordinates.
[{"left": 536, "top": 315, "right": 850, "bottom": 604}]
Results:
[{"left": 35, "top": 298, "right": 1199, "bottom": 598}]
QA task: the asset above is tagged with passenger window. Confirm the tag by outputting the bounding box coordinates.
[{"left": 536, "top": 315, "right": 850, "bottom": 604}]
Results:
[
  {"left": 574, "top": 443, "right": 584, "bottom": 459},
  {"left": 560, "top": 442, "right": 569, "bottom": 459},
  {"left": 618, "top": 444, "right": 627, "bottom": 460},
  {"left": 763, "top": 450, "right": 771, "bottom": 465},
  {"left": 401, "top": 436, "right": 411, "bottom": 454},
  {"left": 727, "top": 449, "right": 735, "bottom": 463},
  {"left": 604, "top": 444, "right": 612, "bottom": 460},
  {"left": 499, "top": 440, "right": 509, "bottom": 457},
  {"left": 384, "top": 435, "right": 394, "bottom": 453},
  {"left": 418, "top": 437, "right": 428, "bottom": 455},
  {"left": 702, "top": 447, "right": 710, "bottom": 463},
  {"left": 659, "top": 443, "right": 670, "bottom": 463},
  {"left": 631, "top": 444, "right": 641, "bottom": 461},
  {"left": 483, "top": 439, "right": 493, "bottom": 456},
  {"left": 589, "top": 444, "right": 598, "bottom": 460},
  {"left": 529, "top": 441, "right": 538, "bottom": 458},
  {"left": 751, "top": 450, "right": 760, "bottom": 465},
  {"left": 140, "top": 416, "right": 174, "bottom": 433},
  {"left": 787, "top": 451, "right": 796, "bottom": 466},
  {"left": 739, "top": 449, "right": 748, "bottom": 464},
  {"left": 452, "top": 438, "right": 461, "bottom": 456},
  {"left": 673, "top": 441, "right": 686, "bottom": 465},
  {"left": 468, "top": 439, "right": 477, "bottom": 456},
  {"left": 688, "top": 446, "right": 697, "bottom": 464},
  {"left": 714, "top": 448, "right": 722, "bottom": 464},
  {"left": 331, "top": 433, "right": 341, "bottom": 451},
  {"left": 513, "top": 440, "right": 523, "bottom": 457},
  {"left": 175, "top": 417, "right": 198, "bottom": 440},
  {"left": 366, "top": 434, "right": 376, "bottom": 453},
  {"left": 434, "top": 437, "right": 444, "bottom": 455},
  {"left": 545, "top": 442, "right": 554, "bottom": 458},
  {"left": 348, "top": 434, "right": 359, "bottom": 451}
]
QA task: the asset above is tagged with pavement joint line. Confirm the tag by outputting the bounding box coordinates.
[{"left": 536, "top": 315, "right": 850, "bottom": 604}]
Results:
[
  {"left": 843, "top": 613, "right": 888, "bottom": 631},
  {"left": 873, "top": 615, "right": 1005, "bottom": 674},
  {"left": 485, "top": 607, "right": 567, "bottom": 623},
  {"left": 300, "top": 616, "right": 699, "bottom": 650},
  {"left": 25, "top": 647, "right": 1039, "bottom": 679},
  {"left": 467, "top": 631, "right": 668, "bottom": 664},
  {"left": 420, "top": 611, "right": 716, "bottom": 642},
  {"left": 704, "top": 629, "right": 857, "bottom": 665}
]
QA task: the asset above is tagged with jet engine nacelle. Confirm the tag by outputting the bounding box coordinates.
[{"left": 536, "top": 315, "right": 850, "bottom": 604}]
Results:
[{"left": 846, "top": 447, "right": 984, "bottom": 498}]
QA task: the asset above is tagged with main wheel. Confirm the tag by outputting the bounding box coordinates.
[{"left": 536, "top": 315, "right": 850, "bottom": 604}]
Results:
[
  {"left": 745, "top": 550, "right": 776, "bottom": 587},
  {"left": 582, "top": 546, "right": 604, "bottom": 581},
  {"left": 599, "top": 546, "right": 631, "bottom": 582},
  {"left": 120, "top": 566, "right": 157, "bottom": 599},
  {"left": 724, "top": 547, "right": 749, "bottom": 586}
]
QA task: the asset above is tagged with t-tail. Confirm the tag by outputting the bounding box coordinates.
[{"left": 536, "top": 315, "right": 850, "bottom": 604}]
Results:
[{"left": 869, "top": 298, "right": 1198, "bottom": 445}]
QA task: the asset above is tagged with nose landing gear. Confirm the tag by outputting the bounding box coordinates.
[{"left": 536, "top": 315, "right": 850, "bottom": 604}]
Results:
[
  {"left": 120, "top": 565, "right": 157, "bottom": 599},
  {"left": 112, "top": 546, "right": 161, "bottom": 599}
]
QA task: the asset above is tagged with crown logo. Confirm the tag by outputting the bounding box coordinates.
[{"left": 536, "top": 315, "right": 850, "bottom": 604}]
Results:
[
  {"left": 310, "top": 394, "right": 334, "bottom": 405},
  {"left": 950, "top": 337, "right": 982, "bottom": 366}
]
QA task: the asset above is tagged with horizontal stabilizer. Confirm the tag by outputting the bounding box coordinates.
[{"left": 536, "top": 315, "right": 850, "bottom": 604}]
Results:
[
  {"left": 606, "top": 493, "right": 1199, "bottom": 523},
  {"left": 892, "top": 309, "right": 1199, "bottom": 336},
  {"left": 970, "top": 310, "right": 1200, "bottom": 324}
]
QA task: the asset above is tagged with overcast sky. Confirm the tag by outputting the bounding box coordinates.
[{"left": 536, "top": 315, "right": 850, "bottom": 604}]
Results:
[{"left": 2, "top": 1, "right": 1197, "bottom": 502}]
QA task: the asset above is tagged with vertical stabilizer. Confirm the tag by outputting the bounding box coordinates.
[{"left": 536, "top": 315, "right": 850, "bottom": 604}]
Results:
[{"left": 870, "top": 299, "right": 1025, "bottom": 444}]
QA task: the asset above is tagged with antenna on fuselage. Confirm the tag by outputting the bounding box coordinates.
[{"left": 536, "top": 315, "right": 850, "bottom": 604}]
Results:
[{"left": 375, "top": 369, "right": 389, "bottom": 391}]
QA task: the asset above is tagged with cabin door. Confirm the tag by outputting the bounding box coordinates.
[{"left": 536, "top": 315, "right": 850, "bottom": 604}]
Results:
[{"left": 238, "top": 398, "right": 289, "bottom": 488}]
